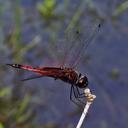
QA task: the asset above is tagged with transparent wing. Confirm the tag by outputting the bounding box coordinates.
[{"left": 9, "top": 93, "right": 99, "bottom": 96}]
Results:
[
  {"left": 60, "top": 20, "right": 101, "bottom": 68},
  {"left": 43, "top": 19, "right": 101, "bottom": 68},
  {"left": 21, "top": 74, "right": 43, "bottom": 81}
]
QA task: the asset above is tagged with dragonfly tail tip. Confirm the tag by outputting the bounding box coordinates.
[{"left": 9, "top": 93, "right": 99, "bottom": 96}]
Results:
[
  {"left": 6, "top": 64, "right": 13, "bottom": 66},
  {"left": 6, "top": 64, "right": 21, "bottom": 68}
]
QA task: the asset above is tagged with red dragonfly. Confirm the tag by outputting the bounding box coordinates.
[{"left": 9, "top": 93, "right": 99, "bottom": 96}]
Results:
[{"left": 7, "top": 23, "right": 101, "bottom": 105}]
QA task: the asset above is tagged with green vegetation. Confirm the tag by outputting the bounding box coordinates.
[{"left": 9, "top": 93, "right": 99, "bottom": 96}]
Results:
[{"left": 0, "top": 87, "right": 34, "bottom": 128}]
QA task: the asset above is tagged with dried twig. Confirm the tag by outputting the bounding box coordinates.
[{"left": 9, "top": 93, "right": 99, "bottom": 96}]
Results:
[{"left": 76, "top": 88, "right": 96, "bottom": 128}]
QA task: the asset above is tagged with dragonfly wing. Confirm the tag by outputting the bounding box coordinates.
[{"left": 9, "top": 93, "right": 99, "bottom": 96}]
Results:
[
  {"left": 21, "top": 75, "right": 43, "bottom": 81},
  {"left": 60, "top": 20, "right": 101, "bottom": 68},
  {"left": 69, "top": 23, "right": 101, "bottom": 68}
]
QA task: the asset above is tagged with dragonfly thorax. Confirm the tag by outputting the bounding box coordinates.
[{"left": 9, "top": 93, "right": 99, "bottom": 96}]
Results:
[{"left": 76, "top": 74, "right": 88, "bottom": 88}]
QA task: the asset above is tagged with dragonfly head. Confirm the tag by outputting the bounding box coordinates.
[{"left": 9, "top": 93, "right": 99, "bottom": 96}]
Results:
[{"left": 76, "top": 75, "right": 88, "bottom": 88}]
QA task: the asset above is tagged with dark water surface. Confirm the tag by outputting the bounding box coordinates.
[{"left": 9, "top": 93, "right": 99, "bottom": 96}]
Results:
[{"left": 0, "top": 0, "right": 128, "bottom": 128}]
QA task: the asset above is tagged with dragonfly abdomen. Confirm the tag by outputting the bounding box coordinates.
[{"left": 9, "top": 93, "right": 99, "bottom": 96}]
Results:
[{"left": 6, "top": 64, "right": 40, "bottom": 72}]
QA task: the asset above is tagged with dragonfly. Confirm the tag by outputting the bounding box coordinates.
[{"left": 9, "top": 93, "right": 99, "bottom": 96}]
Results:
[{"left": 7, "top": 23, "right": 101, "bottom": 105}]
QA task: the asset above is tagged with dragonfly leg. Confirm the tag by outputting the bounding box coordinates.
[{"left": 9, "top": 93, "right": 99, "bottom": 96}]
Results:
[
  {"left": 70, "top": 85, "right": 80, "bottom": 106},
  {"left": 75, "top": 86, "right": 86, "bottom": 98},
  {"left": 72, "top": 85, "right": 85, "bottom": 105}
]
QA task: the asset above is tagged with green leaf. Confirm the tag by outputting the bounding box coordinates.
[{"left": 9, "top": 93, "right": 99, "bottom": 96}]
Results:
[
  {"left": 18, "top": 94, "right": 31, "bottom": 113},
  {"left": 44, "top": 0, "right": 56, "bottom": 9},
  {"left": 0, "top": 87, "right": 11, "bottom": 97},
  {"left": 17, "top": 109, "right": 33, "bottom": 123},
  {"left": 37, "top": 0, "right": 56, "bottom": 18},
  {"left": 112, "top": 1, "right": 128, "bottom": 17},
  {"left": 0, "top": 123, "right": 4, "bottom": 128}
]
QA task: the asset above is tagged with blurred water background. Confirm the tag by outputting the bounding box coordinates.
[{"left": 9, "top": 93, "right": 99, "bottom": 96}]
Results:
[{"left": 0, "top": 0, "right": 128, "bottom": 128}]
